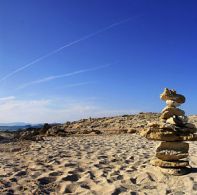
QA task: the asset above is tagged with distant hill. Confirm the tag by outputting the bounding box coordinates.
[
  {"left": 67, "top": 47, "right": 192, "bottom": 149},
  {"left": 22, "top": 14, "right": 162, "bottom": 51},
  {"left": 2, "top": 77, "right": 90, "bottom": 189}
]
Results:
[
  {"left": 0, "top": 122, "right": 30, "bottom": 126},
  {"left": 0, "top": 123, "right": 43, "bottom": 131}
]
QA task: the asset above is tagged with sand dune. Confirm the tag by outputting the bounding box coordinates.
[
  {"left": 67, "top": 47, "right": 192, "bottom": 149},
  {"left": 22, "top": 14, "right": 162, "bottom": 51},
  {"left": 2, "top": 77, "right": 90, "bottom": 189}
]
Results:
[{"left": 0, "top": 134, "right": 197, "bottom": 194}]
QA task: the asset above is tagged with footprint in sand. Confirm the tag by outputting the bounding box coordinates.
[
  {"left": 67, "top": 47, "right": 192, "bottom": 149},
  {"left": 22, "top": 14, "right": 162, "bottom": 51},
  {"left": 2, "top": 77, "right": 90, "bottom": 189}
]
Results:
[
  {"left": 193, "top": 182, "right": 197, "bottom": 191},
  {"left": 5, "top": 189, "right": 15, "bottom": 194},
  {"left": 84, "top": 171, "right": 95, "bottom": 180},
  {"left": 64, "top": 183, "right": 79, "bottom": 193},
  {"left": 62, "top": 173, "right": 80, "bottom": 182},
  {"left": 38, "top": 176, "right": 56, "bottom": 185},
  {"left": 130, "top": 191, "right": 139, "bottom": 195},
  {"left": 49, "top": 171, "right": 63, "bottom": 177},
  {"left": 98, "top": 155, "right": 108, "bottom": 159},
  {"left": 110, "top": 174, "right": 123, "bottom": 181},
  {"left": 80, "top": 183, "right": 90, "bottom": 189},
  {"left": 64, "top": 162, "right": 77, "bottom": 167},
  {"left": 9, "top": 177, "right": 17, "bottom": 182},
  {"left": 30, "top": 171, "right": 42, "bottom": 179},
  {"left": 130, "top": 177, "right": 137, "bottom": 184},
  {"left": 14, "top": 170, "right": 27, "bottom": 177},
  {"left": 68, "top": 167, "right": 84, "bottom": 174},
  {"left": 112, "top": 186, "right": 127, "bottom": 195}
]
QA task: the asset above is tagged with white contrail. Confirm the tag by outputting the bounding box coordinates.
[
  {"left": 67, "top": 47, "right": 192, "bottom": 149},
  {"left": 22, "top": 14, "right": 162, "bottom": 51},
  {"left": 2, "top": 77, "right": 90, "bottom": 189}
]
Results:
[
  {"left": 17, "top": 63, "right": 111, "bottom": 89},
  {"left": 0, "top": 96, "right": 16, "bottom": 101},
  {"left": 0, "top": 16, "right": 135, "bottom": 82},
  {"left": 62, "top": 81, "right": 93, "bottom": 89}
]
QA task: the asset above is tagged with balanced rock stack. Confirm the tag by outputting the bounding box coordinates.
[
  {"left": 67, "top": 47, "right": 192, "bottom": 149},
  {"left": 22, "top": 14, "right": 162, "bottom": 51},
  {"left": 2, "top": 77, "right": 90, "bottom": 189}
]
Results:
[{"left": 141, "top": 88, "right": 197, "bottom": 175}]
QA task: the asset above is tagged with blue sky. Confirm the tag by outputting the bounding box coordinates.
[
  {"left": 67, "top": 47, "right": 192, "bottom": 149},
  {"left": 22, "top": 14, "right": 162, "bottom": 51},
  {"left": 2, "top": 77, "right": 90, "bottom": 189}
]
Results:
[{"left": 0, "top": 0, "right": 197, "bottom": 123}]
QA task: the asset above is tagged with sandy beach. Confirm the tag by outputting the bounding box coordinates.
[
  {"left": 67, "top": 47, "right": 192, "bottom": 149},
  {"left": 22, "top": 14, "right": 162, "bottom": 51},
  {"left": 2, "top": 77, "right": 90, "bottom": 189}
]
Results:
[
  {"left": 0, "top": 134, "right": 197, "bottom": 194},
  {"left": 1, "top": 0, "right": 197, "bottom": 194}
]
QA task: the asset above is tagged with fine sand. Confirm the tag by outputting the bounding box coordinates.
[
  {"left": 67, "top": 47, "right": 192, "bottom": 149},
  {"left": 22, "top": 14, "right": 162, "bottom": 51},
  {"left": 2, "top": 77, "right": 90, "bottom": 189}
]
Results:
[{"left": 0, "top": 134, "right": 197, "bottom": 195}]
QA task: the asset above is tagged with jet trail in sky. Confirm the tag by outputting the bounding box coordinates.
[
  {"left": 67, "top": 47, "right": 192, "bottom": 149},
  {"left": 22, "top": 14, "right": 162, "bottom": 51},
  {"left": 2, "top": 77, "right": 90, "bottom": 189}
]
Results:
[
  {"left": 0, "top": 16, "right": 135, "bottom": 82},
  {"left": 17, "top": 63, "right": 111, "bottom": 89}
]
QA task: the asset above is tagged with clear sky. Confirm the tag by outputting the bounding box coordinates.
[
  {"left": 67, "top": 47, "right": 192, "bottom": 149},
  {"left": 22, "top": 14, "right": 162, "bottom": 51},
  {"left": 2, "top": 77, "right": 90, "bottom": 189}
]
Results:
[{"left": 0, "top": 0, "right": 197, "bottom": 123}]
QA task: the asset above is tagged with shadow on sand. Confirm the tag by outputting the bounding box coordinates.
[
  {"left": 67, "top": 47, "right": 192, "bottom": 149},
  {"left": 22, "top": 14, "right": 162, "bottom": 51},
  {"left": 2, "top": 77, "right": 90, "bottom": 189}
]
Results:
[{"left": 189, "top": 167, "right": 197, "bottom": 173}]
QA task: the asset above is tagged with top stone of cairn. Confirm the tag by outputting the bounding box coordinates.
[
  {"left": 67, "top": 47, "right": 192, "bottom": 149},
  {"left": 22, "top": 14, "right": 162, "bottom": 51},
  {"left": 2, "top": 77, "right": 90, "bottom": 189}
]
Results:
[{"left": 160, "top": 88, "right": 185, "bottom": 104}]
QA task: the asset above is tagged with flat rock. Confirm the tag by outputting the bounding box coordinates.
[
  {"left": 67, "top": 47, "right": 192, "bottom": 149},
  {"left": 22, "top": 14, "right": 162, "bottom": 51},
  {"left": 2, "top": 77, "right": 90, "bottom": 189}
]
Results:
[
  {"left": 162, "top": 107, "right": 185, "bottom": 115},
  {"left": 156, "top": 142, "right": 189, "bottom": 160},
  {"left": 159, "top": 122, "right": 178, "bottom": 130},
  {"left": 157, "top": 141, "right": 189, "bottom": 152},
  {"left": 150, "top": 158, "right": 189, "bottom": 168},
  {"left": 145, "top": 131, "right": 197, "bottom": 141},
  {"left": 166, "top": 116, "right": 188, "bottom": 126},
  {"left": 141, "top": 125, "right": 197, "bottom": 141},
  {"left": 147, "top": 122, "right": 192, "bottom": 132},
  {"left": 159, "top": 167, "right": 191, "bottom": 176},
  {"left": 156, "top": 152, "right": 188, "bottom": 161},
  {"left": 161, "top": 107, "right": 185, "bottom": 119},
  {"left": 161, "top": 123, "right": 197, "bottom": 134}
]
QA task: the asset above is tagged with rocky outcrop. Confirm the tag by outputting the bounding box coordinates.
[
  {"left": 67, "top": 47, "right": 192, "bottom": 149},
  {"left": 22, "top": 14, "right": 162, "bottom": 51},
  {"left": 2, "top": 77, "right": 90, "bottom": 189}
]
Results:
[
  {"left": 13, "top": 124, "right": 54, "bottom": 141},
  {"left": 141, "top": 88, "right": 197, "bottom": 175},
  {"left": 60, "top": 112, "right": 160, "bottom": 135},
  {"left": 0, "top": 113, "right": 160, "bottom": 141},
  {"left": 0, "top": 111, "right": 196, "bottom": 141}
]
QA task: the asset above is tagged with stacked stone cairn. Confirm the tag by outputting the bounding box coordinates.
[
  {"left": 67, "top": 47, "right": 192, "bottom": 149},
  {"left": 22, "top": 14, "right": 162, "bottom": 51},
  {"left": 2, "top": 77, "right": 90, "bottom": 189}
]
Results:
[{"left": 142, "top": 88, "right": 197, "bottom": 175}]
